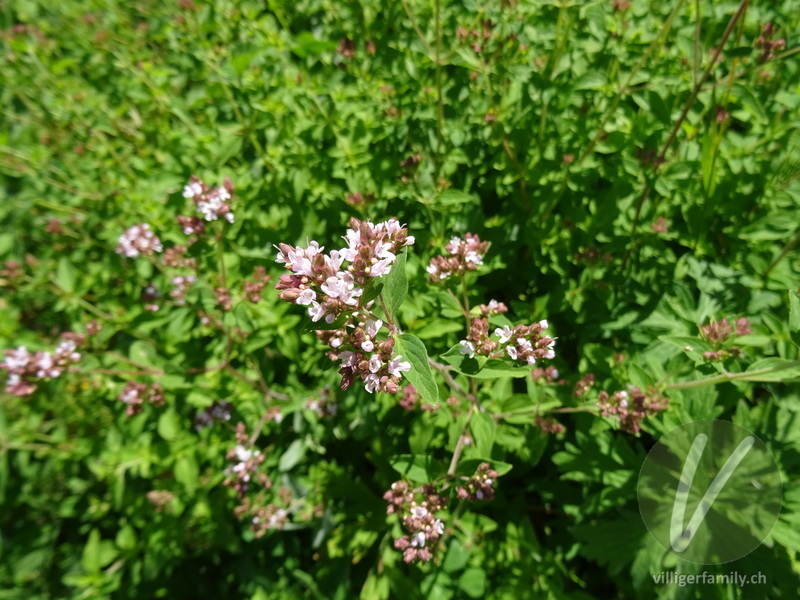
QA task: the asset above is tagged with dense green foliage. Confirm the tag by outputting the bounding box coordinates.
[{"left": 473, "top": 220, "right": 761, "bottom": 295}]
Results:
[{"left": 1, "top": 0, "right": 799, "bottom": 598}]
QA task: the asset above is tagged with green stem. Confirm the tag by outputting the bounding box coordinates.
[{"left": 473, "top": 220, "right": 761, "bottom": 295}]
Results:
[{"left": 667, "top": 361, "right": 800, "bottom": 390}]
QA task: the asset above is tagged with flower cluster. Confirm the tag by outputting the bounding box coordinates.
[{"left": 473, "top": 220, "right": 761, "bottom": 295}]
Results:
[
  {"left": 456, "top": 462, "right": 499, "bottom": 501},
  {"left": 176, "top": 215, "right": 205, "bottom": 238},
  {"left": 275, "top": 218, "right": 416, "bottom": 394},
  {"left": 426, "top": 233, "right": 488, "bottom": 283},
  {"left": 225, "top": 443, "right": 266, "bottom": 500},
  {"left": 531, "top": 365, "right": 564, "bottom": 384},
  {"left": 459, "top": 318, "right": 555, "bottom": 366},
  {"left": 397, "top": 384, "right": 439, "bottom": 412},
  {"left": 700, "top": 317, "right": 751, "bottom": 362},
  {"left": 701, "top": 317, "right": 750, "bottom": 343},
  {"left": 116, "top": 223, "right": 163, "bottom": 258},
  {"left": 141, "top": 283, "right": 161, "bottom": 312},
  {"left": 477, "top": 299, "right": 508, "bottom": 317},
  {"left": 118, "top": 381, "right": 165, "bottom": 416},
  {"left": 1, "top": 259, "right": 22, "bottom": 286},
  {"left": 246, "top": 503, "right": 289, "bottom": 537},
  {"left": 2, "top": 336, "right": 83, "bottom": 396},
  {"left": 573, "top": 373, "right": 595, "bottom": 397},
  {"left": 194, "top": 400, "right": 233, "bottom": 430},
  {"left": 534, "top": 415, "right": 566, "bottom": 434},
  {"left": 596, "top": 387, "right": 668, "bottom": 434},
  {"left": 275, "top": 217, "right": 414, "bottom": 320},
  {"left": 162, "top": 245, "right": 196, "bottom": 269},
  {"left": 243, "top": 266, "right": 270, "bottom": 303},
  {"left": 170, "top": 274, "right": 196, "bottom": 306},
  {"left": 304, "top": 386, "right": 337, "bottom": 417},
  {"left": 182, "top": 175, "right": 235, "bottom": 224},
  {"left": 215, "top": 287, "right": 233, "bottom": 311},
  {"left": 384, "top": 481, "right": 448, "bottom": 564},
  {"left": 326, "top": 318, "right": 411, "bottom": 394},
  {"left": 755, "top": 23, "right": 785, "bottom": 62}
]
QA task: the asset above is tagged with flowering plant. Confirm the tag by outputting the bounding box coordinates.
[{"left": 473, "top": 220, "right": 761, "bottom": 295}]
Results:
[{"left": 2, "top": 1, "right": 800, "bottom": 598}]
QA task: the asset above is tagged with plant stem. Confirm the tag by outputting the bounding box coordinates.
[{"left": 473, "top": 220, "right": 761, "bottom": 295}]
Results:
[
  {"left": 667, "top": 361, "right": 800, "bottom": 390},
  {"left": 447, "top": 408, "right": 474, "bottom": 477},
  {"left": 428, "top": 358, "right": 470, "bottom": 401},
  {"left": 656, "top": 0, "right": 749, "bottom": 168}
]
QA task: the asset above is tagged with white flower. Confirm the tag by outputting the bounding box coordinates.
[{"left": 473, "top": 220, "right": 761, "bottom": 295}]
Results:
[
  {"left": 494, "top": 326, "right": 513, "bottom": 344},
  {"left": 434, "top": 519, "right": 445, "bottom": 535},
  {"left": 339, "top": 351, "right": 356, "bottom": 368},
  {"left": 296, "top": 289, "right": 316, "bottom": 306},
  {"left": 410, "top": 506, "right": 428, "bottom": 519},
  {"left": 307, "top": 301, "right": 327, "bottom": 322},
  {"left": 183, "top": 181, "right": 202, "bottom": 198},
  {"left": 234, "top": 445, "right": 253, "bottom": 461},
  {"left": 464, "top": 250, "right": 482, "bottom": 264},
  {"left": 216, "top": 187, "right": 231, "bottom": 202},
  {"left": 538, "top": 319, "right": 549, "bottom": 330},
  {"left": 369, "top": 355, "right": 382, "bottom": 373},
  {"left": 322, "top": 272, "right": 361, "bottom": 305},
  {"left": 426, "top": 263, "right": 439, "bottom": 275},
  {"left": 362, "top": 340, "right": 374, "bottom": 352},
  {"left": 365, "top": 319, "right": 383, "bottom": 338},
  {"left": 506, "top": 346, "right": 518, "bottom": 360},
  {"left": 387, "top": 356, "right": 411, "bottom": 378},
  {"left": 411, "top": 531, "right": 427, "bottom": 547},
  {"left": 370, "top": 258, "right": 393, "bottom": 277},
  {"left": 3, "top": 346, "right": 30, "bottom": 370},
  {"left": 363, "top": 374, "right": 380, "bottom": 393},
  {"left": 459, "top": 340, "right": 475, "bottom": 358}
]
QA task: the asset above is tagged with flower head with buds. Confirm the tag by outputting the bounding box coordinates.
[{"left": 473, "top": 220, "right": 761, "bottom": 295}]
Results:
[
  {"left": 117, "top": 223, "right": 163, "bottom": 258},
  {"left": 181, "top": 175, "right": 236, "bottom": 225},
  {"left": 275, "top": 218, "right": 416, "bottom": 394},
  {"left": 427, "top": 233, "right": 489, "bottom": 283}
]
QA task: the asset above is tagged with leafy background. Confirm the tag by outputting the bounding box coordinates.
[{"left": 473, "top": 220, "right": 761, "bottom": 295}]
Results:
[{"left": 1, "top": 0, "right": 799, "bottom": 598}]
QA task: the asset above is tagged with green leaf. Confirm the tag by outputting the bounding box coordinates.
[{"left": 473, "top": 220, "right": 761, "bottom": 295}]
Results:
[
  {"left": 361, "top": 279, "right": 384, "bottom": 305},
  {"left": 56, "top": 257, "right": 76, "bottom": 292},
  {"left": 395, "top": 334, "right": 439, "bottom": 405},
  {"left": 436, "top": 189, "right": 478, "bottom": 207},
  {"left": 658, "top": 335, "right": 712, "bottom": 362},
  {"left": 279, "top": 439, "right": 306, "bottom": 472},
  {"left": 157, "top": 411, "right": 182, "bottom": 441},
  {"left": 458, "top": 568, "right": 487, "bottom": 598},
  {"left": 470, "top": 412, "right": 495, "bottom": 458},
  {"left": 440, "top": 344, "right": 533, "bottom": 379},
  {"left": 389, "top": 454, "right": 444, "bottom": 483},
  {"left": 789, "top": 292, "right": 800, "bottom": 333},
  {"left": 82, "top": 529, "right": 101, "bottom": 573},
  {"left": 745, "top": 358, "right": 800, "bottom": 381},
  {"left": 381, "top": 247, "right": 407, "bottom": 321}
]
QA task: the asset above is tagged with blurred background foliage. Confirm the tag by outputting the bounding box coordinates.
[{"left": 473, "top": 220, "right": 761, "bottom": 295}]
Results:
[{"left": 1, "top": 0, "right": 799, "bottom": 598}]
